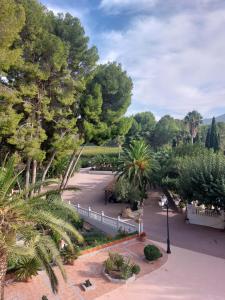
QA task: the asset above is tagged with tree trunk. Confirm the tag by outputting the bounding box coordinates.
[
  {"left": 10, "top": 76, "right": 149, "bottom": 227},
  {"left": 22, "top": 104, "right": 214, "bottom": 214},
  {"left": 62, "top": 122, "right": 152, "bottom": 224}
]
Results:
[
  {"left": 59, "top": 150, "right": 77, "bottom": 191},
  {"left": 32, "top": 159, "right": 37, "bottom": 185},
  {"left": 64, "top": 145, "right": 85, "bottom": 189},
  {"left": 41, "top": 152, "right": 56, "bottom": 183},
  {"left": 30, "top": 159, "right": 37, "bottom": 196},
  {"left": 0, "top": 253, "right": 7, "bottom": 300},
  {"left": 25, "top": 158, "right": 31, "bottom": 198}
]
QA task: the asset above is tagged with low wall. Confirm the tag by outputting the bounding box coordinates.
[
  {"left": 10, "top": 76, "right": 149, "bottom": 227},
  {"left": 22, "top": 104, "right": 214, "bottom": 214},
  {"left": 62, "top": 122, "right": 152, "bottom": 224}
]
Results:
[{"left": 187, "top": 204, "right": 225, "bottom": 229}]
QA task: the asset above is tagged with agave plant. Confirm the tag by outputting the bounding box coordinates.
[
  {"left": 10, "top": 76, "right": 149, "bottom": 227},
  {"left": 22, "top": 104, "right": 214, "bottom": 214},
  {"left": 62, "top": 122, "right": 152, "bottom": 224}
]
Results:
[
  {"left": 0, "top": 159, "right": 83, "bottom": 300},
  {"left": 117, "top": 140, "right": 155, "bottom": 201}
]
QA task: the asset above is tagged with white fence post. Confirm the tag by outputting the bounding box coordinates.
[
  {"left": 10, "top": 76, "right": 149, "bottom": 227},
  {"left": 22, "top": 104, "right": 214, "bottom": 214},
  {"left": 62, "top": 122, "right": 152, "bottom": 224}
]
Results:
[
  {"left": 88, "top": 206, "right": 91, "bottom": 217},
  {"left": 101, "top": 211, "right": 104, "bottom": 223},
  {"left": 117, "top": 216, "right": 120, "bottom": 230}
]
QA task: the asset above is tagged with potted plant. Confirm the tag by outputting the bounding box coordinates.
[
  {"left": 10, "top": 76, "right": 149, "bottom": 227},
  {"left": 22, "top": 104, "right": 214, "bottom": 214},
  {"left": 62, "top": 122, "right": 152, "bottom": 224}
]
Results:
[
  {"left": 103, "top": 252, "right": 140, "bottom": 283},
  {"left": 138, "top": 232, "right": 147, "bottom": 242}
]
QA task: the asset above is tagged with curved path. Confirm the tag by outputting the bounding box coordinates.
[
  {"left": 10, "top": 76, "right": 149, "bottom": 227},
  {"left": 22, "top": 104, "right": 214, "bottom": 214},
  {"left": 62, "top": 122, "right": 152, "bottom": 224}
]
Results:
[
  {"left": 5, "top": 171, "right": 225, "bottom": 300},
  {"left": 65, "top": 171, "right": 225, "bottom": 300}
]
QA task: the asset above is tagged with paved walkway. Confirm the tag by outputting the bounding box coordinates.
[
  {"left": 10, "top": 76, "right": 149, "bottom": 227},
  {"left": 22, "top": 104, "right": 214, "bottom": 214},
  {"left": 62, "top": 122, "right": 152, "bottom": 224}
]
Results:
[
  {"left": 64, "top": 171, "right": 225, "bottom": 299},
  {"left": 5, "top": 171, "right": 225, "bottom": 299},
  {"left": 5, "top": 239, "right": 166, "bottom": 300}
]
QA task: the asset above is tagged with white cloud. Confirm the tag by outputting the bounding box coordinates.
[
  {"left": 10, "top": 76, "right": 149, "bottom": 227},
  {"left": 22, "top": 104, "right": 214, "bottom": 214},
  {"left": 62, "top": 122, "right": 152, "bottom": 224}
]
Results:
[{"left": 98, "top": 8, "right": 225, "bottom": 118}]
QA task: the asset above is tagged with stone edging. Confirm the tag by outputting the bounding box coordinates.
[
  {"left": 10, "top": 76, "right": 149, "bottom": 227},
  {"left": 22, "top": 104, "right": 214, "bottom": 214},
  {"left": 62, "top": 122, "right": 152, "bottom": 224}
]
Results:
[
  {"left": 102, "top": 267, "right": 136, "bottom": 284},
  {"left": 80, "top": 234, "right": 138, "bottom": 255},
  {"left": 88, "top": 170, "right": 116, "bottom": 175}
]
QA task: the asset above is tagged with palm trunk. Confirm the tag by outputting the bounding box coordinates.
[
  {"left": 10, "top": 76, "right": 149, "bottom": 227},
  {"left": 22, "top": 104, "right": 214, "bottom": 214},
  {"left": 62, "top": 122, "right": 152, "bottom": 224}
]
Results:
[
  {"left": 25, "top": 158, "right": 31, "bottom": 198},
  {"left": 64, "top": 145, "right": 85, "bottom": 189},
  {"left": 0, "top": 253, "right": 7, "bottom": 300}
]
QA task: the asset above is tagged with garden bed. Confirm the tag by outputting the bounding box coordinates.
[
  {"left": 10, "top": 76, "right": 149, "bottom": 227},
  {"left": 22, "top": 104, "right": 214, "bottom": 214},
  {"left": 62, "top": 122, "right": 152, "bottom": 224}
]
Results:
[{"left": 80, "top": 233, "right": 138, "bottom": 255}]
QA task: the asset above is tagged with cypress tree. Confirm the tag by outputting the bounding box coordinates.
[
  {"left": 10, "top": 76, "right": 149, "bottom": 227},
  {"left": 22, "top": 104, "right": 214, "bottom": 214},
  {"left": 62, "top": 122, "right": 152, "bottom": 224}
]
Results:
[{"left": 205, "top": 117, "right": 220, "bottom": 151}]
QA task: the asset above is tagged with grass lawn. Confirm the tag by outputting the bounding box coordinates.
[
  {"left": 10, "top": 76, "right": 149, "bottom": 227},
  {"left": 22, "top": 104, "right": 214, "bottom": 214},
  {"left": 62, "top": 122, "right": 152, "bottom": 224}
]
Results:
[{"left": 81, "top": 146, "right": 120, "bottom": 156}]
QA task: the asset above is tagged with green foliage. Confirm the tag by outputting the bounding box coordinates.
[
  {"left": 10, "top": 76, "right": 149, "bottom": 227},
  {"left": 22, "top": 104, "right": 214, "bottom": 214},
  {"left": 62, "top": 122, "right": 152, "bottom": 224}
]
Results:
[
  {"left": 15, "top": 257, "right": 40, "bottom": 281},
  {"left": 144, "top": 245, "right": 162, "bottom": 261},
  {"left": 91, "top": 63, "right": 133, "bottom": 124},
  {"left": 184, "top": 111, "right": 203, "bottom": 143},
  {"left": 126, "top": 112, "right": 156, "bottom": 143},
  {"left": 0, "top": 0, "right": 25, "bottom": 72},
  {"left": 117, "top": 140, "right": 156, "bottom": 200},
  {"left": 0, "top": 159, "right": 83, "bottom": 294},
  {"left": 131, "top": 264, "right": 141, "bottom": 275},
  {"left": 205, "top": 117, "right": 220, "bottom": 151},
  {"left": 60, "top": 245, "right": 79, "bottom": 265},
  {"left": 114, "top": 177, "right": 142, "bottom": 205},
  {"left": 178, "top": 150, "right": 225, "bottom": 209},
  {"left": 82, "top": 146, "right": 120, "bottom": 156},
  {"left": 152, "top": 115, "right": 180, "bottom": 148},
  {"left": 104, "top": 252, "right": 140, "bottom": 280},
  {"left": 91, "top": 154, "right": 118, "bottom": 171}
]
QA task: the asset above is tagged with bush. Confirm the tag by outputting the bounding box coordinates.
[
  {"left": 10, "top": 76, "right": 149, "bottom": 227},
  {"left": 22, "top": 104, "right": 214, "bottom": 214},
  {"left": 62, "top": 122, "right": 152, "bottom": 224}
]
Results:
[
  {"left": 15, "top": 257, "right": 40, "bottom": 281},
  {"left": 121, "top": 264, "right": 133, "bottom": 280},
  {"left": 104, "top": 252, "right": 140, "bottom": 280},
  {"left": 131, "top": 264, "right": 141, "bottom": 275},
  {"left": 114, "top": 177, "right": 142, "bottom": 206},
  {"left": 144, "top": 245, "right": 162, "bottom": 261},
  {"left": 60, "top": 246, "right": 79, "bottom": 265}
]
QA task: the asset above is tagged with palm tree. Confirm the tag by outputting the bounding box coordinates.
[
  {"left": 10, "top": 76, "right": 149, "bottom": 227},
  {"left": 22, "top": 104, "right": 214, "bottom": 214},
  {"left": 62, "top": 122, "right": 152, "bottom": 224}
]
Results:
[
  {"left": 117, "top": 140, "right": 154, "bottom": 202},
  {"left": 0, "top": 159, "right": 83, "bottom": 300},
  {"left": 184, "top": 111, "right": 203, "bottom": 144}
]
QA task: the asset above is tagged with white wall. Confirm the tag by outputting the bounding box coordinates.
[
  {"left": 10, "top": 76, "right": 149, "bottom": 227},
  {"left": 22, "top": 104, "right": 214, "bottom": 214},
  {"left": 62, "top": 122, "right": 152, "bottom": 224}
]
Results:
[{"left": 187, "top": 204, "right": 225, "bottom": 229}]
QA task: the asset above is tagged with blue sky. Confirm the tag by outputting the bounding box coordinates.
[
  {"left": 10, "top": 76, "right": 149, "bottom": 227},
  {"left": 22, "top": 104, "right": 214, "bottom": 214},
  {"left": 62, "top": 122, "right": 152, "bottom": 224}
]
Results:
[{"left": 41, "top": 0, "right": 225, "bottom": 119}]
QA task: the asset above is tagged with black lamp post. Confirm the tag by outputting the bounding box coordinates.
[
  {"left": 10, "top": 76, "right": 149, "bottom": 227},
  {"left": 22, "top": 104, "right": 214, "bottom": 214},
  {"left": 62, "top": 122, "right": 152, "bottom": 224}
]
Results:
[{"left": 166, "top": 200, "right": 171, "bottom": 254}]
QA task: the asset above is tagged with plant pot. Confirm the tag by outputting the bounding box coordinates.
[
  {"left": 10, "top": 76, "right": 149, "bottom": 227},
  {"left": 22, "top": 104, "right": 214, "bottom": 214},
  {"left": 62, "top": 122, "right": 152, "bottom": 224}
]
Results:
[{"left": 179, "top": 207, "right": 186, "bottom": 213}]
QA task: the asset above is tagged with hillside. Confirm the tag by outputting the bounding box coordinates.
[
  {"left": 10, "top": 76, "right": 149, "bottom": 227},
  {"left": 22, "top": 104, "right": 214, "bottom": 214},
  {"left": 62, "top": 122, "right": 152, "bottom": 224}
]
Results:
[{"left": 203, "top": 114, "right": 225, "bottom": 125}]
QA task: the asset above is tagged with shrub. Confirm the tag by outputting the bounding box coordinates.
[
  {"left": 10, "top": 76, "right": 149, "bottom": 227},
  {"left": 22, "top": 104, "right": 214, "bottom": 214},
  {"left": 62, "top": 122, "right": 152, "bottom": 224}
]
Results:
[
  {"left": 15, "top": 257, "right": 40, "bottom": 281},
  {"left": 104, "top": 252, "right": 140, "bottom": 280},
  {"left": 121, "top": 264, "right": 132, "bottom": 280},
  {"left": 131, "top": 264, "right": 141, "bottom": 275},
  {"left": 144, "top": 245, "right": 162, "bottom": 261},
  {"left": 60, "top": 246, "right": 79, "bottom": 265}
]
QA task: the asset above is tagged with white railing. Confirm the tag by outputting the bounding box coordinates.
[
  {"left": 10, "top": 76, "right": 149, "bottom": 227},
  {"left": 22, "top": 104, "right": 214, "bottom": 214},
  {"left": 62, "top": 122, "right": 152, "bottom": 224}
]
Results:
[
  {"left": 187, "top": 204, "right": 225, "bottom": 229},
  {"left": 70, "top": 202, "right": 141, "bottom": 234}
]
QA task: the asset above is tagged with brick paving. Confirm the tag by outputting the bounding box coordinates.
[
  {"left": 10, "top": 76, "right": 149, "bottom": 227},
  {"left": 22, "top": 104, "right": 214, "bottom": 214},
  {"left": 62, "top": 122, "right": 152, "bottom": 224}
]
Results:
[
  {"left": 5, "top": 239, "right": 167, "bottom": 300},
  {"left": 5, "top": 171, "right": 225, "bottom": 300}
]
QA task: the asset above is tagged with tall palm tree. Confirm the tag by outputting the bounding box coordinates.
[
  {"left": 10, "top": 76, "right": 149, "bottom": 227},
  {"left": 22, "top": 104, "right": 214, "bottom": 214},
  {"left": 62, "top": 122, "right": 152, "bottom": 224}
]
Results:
[
  {"left": 0, "top": 159, "right": 83, "bottom": 300},
  {"left": 184, "top": 111, "right": 203, "bottom": 144},
  {"left": 117, "top": 140, "right": 154, "bottom": 202}
]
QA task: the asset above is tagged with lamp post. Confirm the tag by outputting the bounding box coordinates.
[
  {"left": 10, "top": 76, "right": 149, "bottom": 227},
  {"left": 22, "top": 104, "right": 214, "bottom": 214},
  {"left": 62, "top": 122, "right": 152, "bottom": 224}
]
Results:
[{"left": 166, "top": 200, "right": 171, "bottom": 254}]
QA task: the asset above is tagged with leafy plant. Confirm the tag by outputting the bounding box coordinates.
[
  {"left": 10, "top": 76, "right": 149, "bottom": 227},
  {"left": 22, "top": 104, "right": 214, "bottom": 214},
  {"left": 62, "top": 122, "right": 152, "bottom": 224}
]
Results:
[
  {"left": 15, "top": 257, "right": 40, "bottom": 282},
  {"left": 144, "top": 245, "right": 162, "bottom": 261},
  {"left": 121, "top": 264, "right": 132, "bottom": 280},
  {"left": 117, "top": 140, "right": 156, "bottom": 202},
  {"left": 104, "top": 252, "right": 140, "bottom": 280},
  {"left": 0, "top": 159, "right": 83, "bottom": 298},
  {"left": 60, "top": 246, "right": 79, "bottom": 265},
  {"left": 178, "top": 150, "right": 225, "bottom": 209},
  {"left": 131, "top": 264, "right": 141, "bottom": 275}
]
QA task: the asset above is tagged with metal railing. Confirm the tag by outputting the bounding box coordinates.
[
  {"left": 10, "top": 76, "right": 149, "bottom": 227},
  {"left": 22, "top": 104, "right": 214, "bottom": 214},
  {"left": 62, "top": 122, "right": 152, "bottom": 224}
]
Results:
[{"left": 70, "top": 202, "right": 142, "bottom": 234}]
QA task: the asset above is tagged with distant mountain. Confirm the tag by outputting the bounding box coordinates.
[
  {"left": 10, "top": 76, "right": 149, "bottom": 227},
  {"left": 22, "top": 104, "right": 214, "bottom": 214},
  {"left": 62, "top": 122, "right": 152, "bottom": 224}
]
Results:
[{"left": 203, "top": 114, "right": 225, "bottom": 125}]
